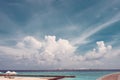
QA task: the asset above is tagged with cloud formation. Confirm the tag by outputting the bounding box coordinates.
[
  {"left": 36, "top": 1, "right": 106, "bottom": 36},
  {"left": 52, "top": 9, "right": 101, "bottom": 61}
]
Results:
[
  {"left": 73, "top": 13, "right": 120, "bottom": 45},
  {"left": 85, "top": 41, "right": 112, "bottom": 60},
  {"left": 17, "top": 36, "right": 42, "bottom": 49},
  {"left": 0, "top": 35, "right": 119, "bottom": 69},
  {"left": 0, "top": 0, "right": 120, "bottom": 69}
]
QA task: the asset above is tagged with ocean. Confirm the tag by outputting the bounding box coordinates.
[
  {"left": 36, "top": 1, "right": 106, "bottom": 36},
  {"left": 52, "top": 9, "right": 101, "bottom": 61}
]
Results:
[{"left": 0, "top": 70, "right": 120, "bottom": 80}]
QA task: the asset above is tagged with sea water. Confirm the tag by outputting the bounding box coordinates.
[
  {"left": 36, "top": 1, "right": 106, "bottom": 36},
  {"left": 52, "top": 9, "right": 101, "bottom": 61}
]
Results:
[{"left": 1, "top": 70, "right": 120, "bottom": 80}]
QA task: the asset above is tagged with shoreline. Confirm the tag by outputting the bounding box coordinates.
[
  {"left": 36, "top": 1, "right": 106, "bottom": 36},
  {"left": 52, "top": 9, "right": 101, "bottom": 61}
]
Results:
[
  {"left": 0, "top": 76, "right": 72, "bottom": 80},
  {"left": 0, "top": 76, "right": 49, "bottom": 80},
  {"left": 97, "top": 72, "right": 120, "bottom": 80},
  {"left": 0, "top": 73, "right": 75, "bottom": 80},
  {"left": 0, "top": 75, "right": 75, "bottom": 80}
]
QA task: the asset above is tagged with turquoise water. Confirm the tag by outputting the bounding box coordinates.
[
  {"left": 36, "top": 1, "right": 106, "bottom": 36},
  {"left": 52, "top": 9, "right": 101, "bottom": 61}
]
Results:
[{"left": 16, "top": 70, "right": 119, "bottom": 80}]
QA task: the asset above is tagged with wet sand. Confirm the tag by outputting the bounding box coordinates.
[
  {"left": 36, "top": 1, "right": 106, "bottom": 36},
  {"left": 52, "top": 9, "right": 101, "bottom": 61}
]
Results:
[
  {"left": 98, "top": 72, "right": 120, "bottom": 80},
  {"left": 0, "top": 74, "right": 75, "bottom": 80},
  {"left": 0, "top": 76, "right": 75, "bottom": 80},
  {"left": 0, "top": 76, "right": 48, "bottom": 80}
]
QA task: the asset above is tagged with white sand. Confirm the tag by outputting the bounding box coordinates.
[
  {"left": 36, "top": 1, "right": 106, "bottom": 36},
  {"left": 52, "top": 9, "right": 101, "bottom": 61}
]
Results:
[
  {"left": 97, "top": 72, "right": 120, "bottom": 80},
  {"left": 0, "top": 76, "right": 49, "bottom": 80}
]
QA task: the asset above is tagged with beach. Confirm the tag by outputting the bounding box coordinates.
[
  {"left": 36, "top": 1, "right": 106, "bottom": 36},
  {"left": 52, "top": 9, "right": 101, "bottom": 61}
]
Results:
[
  {"left": 0, "top": 70, "right": 120, "bottom": 80},
  {"left": 0, "top": 76, "right": 49, "bottom": 80},
  {"left": 98, "top": 72, "right": 120, "bottom": 80}
]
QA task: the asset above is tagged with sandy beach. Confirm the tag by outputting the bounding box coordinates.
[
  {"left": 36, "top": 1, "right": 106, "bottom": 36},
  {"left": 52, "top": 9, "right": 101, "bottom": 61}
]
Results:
[
  {"left": 0, "top": 76, "right": 49, "bottom": 80},
  {"left": 98, "top": 72, "right": 120, "bottom": 80}
]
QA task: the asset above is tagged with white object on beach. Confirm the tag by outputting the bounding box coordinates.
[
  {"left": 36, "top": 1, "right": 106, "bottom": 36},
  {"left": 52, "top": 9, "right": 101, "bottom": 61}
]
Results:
[
  {"left": 5, "top": 71, "right": 17, "bottom": 79},
  {"left": 6, "top": 71, "right": 11, "bottom": 74},
  {"left": 11, "top": 71, "right": 17, "bottom": 75},
  {"left": 5, "top": 71, "right": 17, "bottom": 75}
]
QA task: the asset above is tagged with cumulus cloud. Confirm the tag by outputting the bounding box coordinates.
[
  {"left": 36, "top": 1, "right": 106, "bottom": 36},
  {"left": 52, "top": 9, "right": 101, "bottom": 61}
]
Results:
[
  {"left": 17, "top": 36, "right": 42, "bottom": 49},
  {"left": 84, "top": 41, "right": 112, "bottom": 60},
  {"left": 0, "top": 35, "right": 119, "bottom": 69}
]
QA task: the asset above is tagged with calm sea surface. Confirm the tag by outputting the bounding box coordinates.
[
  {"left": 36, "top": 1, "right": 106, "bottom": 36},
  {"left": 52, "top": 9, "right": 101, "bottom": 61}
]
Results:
[{"left": 1, "top": 70, "right": 120, "bottom": 80}]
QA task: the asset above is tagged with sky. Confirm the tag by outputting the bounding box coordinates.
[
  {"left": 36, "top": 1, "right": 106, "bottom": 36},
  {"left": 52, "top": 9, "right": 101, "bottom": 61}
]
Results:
[{"left": 0, "top": 0, "right": 120, "bottom": 70}]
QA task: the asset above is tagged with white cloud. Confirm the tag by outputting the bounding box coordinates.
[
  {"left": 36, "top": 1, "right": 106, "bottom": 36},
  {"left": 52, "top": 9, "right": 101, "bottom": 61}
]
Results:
[
  {"left": 17, "top": 36, "right": 42, "bottom": 49},
  {"left": 0, "top": 35, "right": 120, "bottom": 69},
  {"left": 84, "top": 41, "right": 112, "bottom": 60},
  {"left": 73, "top": 12, "right": 120, "bottom": 45}
]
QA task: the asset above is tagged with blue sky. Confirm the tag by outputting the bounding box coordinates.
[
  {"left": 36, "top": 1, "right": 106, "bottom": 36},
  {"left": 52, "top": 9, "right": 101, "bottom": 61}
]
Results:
[{"left": 0, "top": 0, "right": 120, "bottom": 70}]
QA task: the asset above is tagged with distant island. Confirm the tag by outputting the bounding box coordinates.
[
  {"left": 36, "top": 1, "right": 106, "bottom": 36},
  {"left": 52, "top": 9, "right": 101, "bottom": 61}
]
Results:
[{"left": 0, "top": 69, "right": 120, "bottom": 72}]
